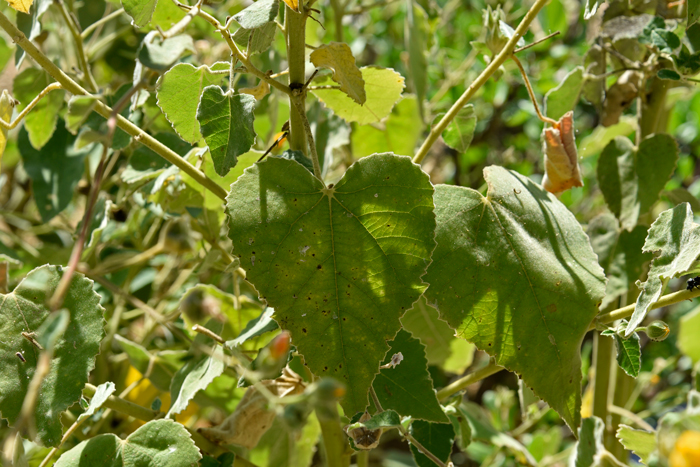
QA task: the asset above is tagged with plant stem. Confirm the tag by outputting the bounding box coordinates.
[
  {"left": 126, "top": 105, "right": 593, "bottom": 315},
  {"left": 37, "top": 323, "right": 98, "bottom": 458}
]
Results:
[
  {"left": 80, "top": 8, "right": 125, "bottom": 39},
  {"left": 316, "top": 405, "right": 351, "bottom": 467},
  {"left": 356, "top": 451, "right": 369, "bottom": 467},
  {"left": 593, "top": 287, "right": 700, "bottom": 328},
  {"left": 591, "top": 332, "right": 613, "bottom": 422},
  {"left": 0, "top": 83, "right": 63, "bottom": 129},
  {"left": 399, "top": 427, "right": 447, "bottom": 467},
  {"left": 511, "top": 55, "right": 558, "bottom": 126},
  {"left": 413, "top": 0, "right": 550, "bottom": 164},
  {"left": 0, "top": 11, "right": 228, "bottom": 201},
  {"left": 330, "top": 0, "right": 344, "bottom": 41},
  {"left": 286, "top": 6, "right": 308, "bottom": 154},
  {"left": 640, "top": 77, "right": 669, "bottom": 137},
  {"left": 607, "top": 404, "right": 654, "bottom": 432},
  {"left": 608, "top": 368, "right": 633, "bottom": 460},
  {"left": 290, "top": 93, "right": 323, "bottom": 180},
  {"left": 437, "top": 361, "right": 503, "bottom": 401},
  {"left": 82, "top": 383, "right": 161, "bottom": 421},
  {"left": 55, "top": 0, "right": 98, "bottom": 92}
]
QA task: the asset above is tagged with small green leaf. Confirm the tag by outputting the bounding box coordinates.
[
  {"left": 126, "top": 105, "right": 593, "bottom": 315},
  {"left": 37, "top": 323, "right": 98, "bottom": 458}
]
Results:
[
  {"left": 616, "top": 425, "right": 656, "bottom": 465},
  {"left": 138, "top": 32, "right": 195, "bottom": 71},
  {"left": 690, "top": 0, "right": 700, "bottom": 27},
  {"left": 544, "top": 67, "right": 584, "bottom": 121},
  {"left": 273, "top": 150, "right": 314, "bottom": 173},
  {"left": 657, "top": 69, "right": 681, "bottom": 80},
  {"left": 121, "top": 0, "right": 158, "bottom": 28},
  {"left": 18, "top": 124, "right": 97, "bottom": 222},
  {"left": 673, "top": 45, "right": 700, "bottom": 75},
  {"left": 628, "top": 203, "right": 700, "bottom": 335},
  {"left": 439, "top": 104, "right": 477, "bottom": 153},
  {"left": 424, "top": 167, "right": 607, "bottom": 431},
  {"left": 572, "top": 417, "right": 605, "bottom": 466},
  {"left": 310, "top": 42, "right": 366, "bottom": 105},
  {"left": 13, "top": 68, "right": 64, "bottom": 149},
  {"left": 156, "top": 62, "right": 229, "bottom": 144},
  {"left": 372, "top": 330, "right": 448, "bottom": 423},
  {"left": 232, "top": 0, "right": 279, "bottom": 29},
  {"left": 604, "top": 321, "right": 641, "bottom": 378},
  {"left": 408, "top": 420, "right": 454, "bottom": 467},
  {"left": 65, "top": 95, "right": 98, "bottom": 135},
  {"left": 0, "top": 265, "right": 105, "bottom": 446},
  {"left": 226, "top": 154, "right": 435, "bottom": 416},
  {"left": 348, "top": 410, "right": 402, "bottom": 430},
  {"left": 311, "top": 67, "right": 405, "bottom": 125},
  {"left": 54, "top": 419, "right": 202, "bottom": 466},
  {"left": 197, "top": 86, "right": 257, "bottom": 176},
  {"left": 77, "top": 382, "right": 116, "bottom": 423},
  {"left": 168, "top": 319, "right": 226, "bottom": 416},
  {"left": 597, "top": 134, "right": 678, "bottom": 231}
]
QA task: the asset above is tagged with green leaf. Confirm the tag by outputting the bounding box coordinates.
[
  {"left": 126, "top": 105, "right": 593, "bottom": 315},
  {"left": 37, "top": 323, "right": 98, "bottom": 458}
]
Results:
[
  {"left": 372, "top": 329, "right": 448, "bottom": 423},
  {"left": 225, "top": 307, "right": 278, "bottom": 348},
  {"left": 14, "top": 0, "right": 51, "bottom": 66},
  {"left": 226, "top": 154, "right": 435, "bottom": 416},
  {"left": 544, "top": 67, "right": 584, "bottom": 121},
  {"left": 232, "top": 22, "right": 277, "bottom": 55},
  {"left": 439, "top": 104, "right": 477, "bottom": 153},
  {"left": 582, "top": 46, "right": 605, "bottom": 109},
  {"left": 587, "top": 214, "right": 652, "bottom": 309},
  {"left": 406, "top": 1, "right": 428, "bottom": 118},
  {"left": 616, "top": 424, "right": 656, "bottom": 464},
  {"left": 310, "top": 42, "right": 366, "bottom": 105},
  {"left": 65, "top": 95, "right": 98, "bottom": 135},
  {"left": 408, "top": 420, "right": 454, "bottom": 467},
  {"left": 156, "top": 62, "right": 229, "bottom": 144},
  {"left": 351, "top": 96, "right": 422, "bottom": 158},
  {"left": 572, "top": 416, "right": 605, "bottom": 466},
  {"left": 121, "top": 0, "right": 158, "bottom": 28},
  {"left": 122, "top": 132, "right": 191, "bottom": 184},
  {"left": 578, "top": 117, "right": 636, "bottom": 158},
  {"left": 54, "top": 419, "right": 202, "bottom": 466},
  {"left": 603, "top": 321, "right": 641, "bottom": 377},
  {"left": 150, "top": 0, "right": 187, "bottom": 30},
  {"left": 657, "top": 69, "right": 681, "bottom": 80},
  {"left": 628, "top": 203, "right": 700, "bottom": 336},
  {"left": 138, "top": 32, "right": 195, "bottom": 71},
  {"left": 273, "top": 150, "right": 314, "bottom": 173},
  {"left": 444, "top": 406, "right": 471, "bottom": 450},
  {"left": 423, "top": 167, "right": 606, "bottom": 431},
  {"left": 18, "top": 124, "right": 97, "bottom": 222},
  {"left": 250, "top": 413, "right": 321, "bottom": 467},
  {"left": 168, "top": 319, "right": 226, "bottom": 416},
  {"left": 197, "top": 86, "right": 257, "bottom": 176},
  {"left": 0, "top": 265, "right": 105, "bottom": 446},
  {"left": 232, "top": 0, "right": 279, "bottom": 29},
  {"left": 639, "top": 16, "right": 680, "bottom": 53},
  {"left": 690, "top": 0, "right": 700, "bottom": 28},
  {"left": 115, "top": 335, "right": 183, "bottom": 392},
  {"left": 77, "top": 381, "right": 116, "bottom": 423},
  {"left": 13, "top": 68, "right": 64, "bottom": 149},
  {"left": 679, "top": 305, "right": 700, "bottom": 362},
  {"left": 348, "top": 410, "right": 402, "bottom": 430},
  {"left": 311, "top": 67, "right": 405, "bottom": 125},
  {"left": 597, "top": 134, "right": 678, "bottom": 231}
]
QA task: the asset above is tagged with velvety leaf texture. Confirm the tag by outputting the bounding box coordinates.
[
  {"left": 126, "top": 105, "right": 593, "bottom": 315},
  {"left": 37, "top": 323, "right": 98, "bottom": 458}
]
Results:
[
  {"left": 627, "top": 202, "right": 700, "bottom": 335},
  {"left": 226, "top": 154, "right": 435, "bottom": 415},
  {"left": 54, "top": 419, "right": 201, "bottom": 467},
  {"left": 598, "top": 134, "right": 678, "bottom": 230},
  {"left": 197, "top": 86, "right": 257, "bottom": 176},
  {"left": 0, "top": 265, "right": 105, "bottom": 446},
  {"left": 423, "top": 167, "right": 606, "bottom": 431},
  {"left": 372, "top": 329, "right": 448, "bottom": 423}
]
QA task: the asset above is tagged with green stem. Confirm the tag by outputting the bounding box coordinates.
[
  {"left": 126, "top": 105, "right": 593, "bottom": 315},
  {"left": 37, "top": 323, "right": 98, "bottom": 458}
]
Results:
[
  {"left": 356, "top": 451, "right": 369, "bottom": 467},
  {"left": 0, "top": 83, "right": 63, "bottom": 129},
  {"left": 594, "top": 287, "right": 700, "bottom": 328},
  {"left": 55, "top": 0, "right": 98, "bottom": 92},
  {"left": 437, "top": 361, "right": 503, "bottom": 401},
  {"left": 316, "top": 405, "right": 351, "bottom": 467},
  {"left": 330, "top": 0, "right": 344, "bottom": 42},
  {"left": 0, "top": 11, "right": 228, "bottom": 201},
  {"left": 82, "top": 383, "right": 160, "bottom": 422},
  {"left": 608, "top": 367, "right": 633, "bottom": 460},
  {"left": 80, "top": 8, "right": 125, "bottom": 39},
  {"left": 413, "top": 0, "right": 550, "bottom": 164},
  {"left": 640, "top": 76, "right": 669, "bottom": 137},
  {"left": 591, "top": 332, "right": 613, "bottom": 422},
  {"left": 286, "top": 6, "right": 308, "bottom": 154}
]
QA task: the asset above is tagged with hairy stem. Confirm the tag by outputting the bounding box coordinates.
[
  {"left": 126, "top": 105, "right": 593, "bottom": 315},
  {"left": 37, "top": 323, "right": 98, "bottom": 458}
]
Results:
[
  {"left": 413, "top": 0, "right": 550, "bottom": 164},
  {"left": 437, "top": 361, "right": 503, "bottom": 401}
]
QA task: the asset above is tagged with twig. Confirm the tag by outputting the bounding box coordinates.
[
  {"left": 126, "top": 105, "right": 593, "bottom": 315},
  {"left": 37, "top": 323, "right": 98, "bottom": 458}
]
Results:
[
  {"left": 55, "top": 0, "right": 98, "bottom": 92},
  {"left": 369, "top": 387, "right": 384, "bottom": 413},
  {"left": 607, "top": 405, "right": 655, "bottom": 432},
  {"left": 513, "top": 31, "right": 560, "bottom": 53},
  {"left": 81, "top": 8, "right": 125, "bottom": 39},
  {"left": 192, "top": 324, "right": 226, "bottom": 344},
  {"left": 511, "top": 54, "right": 559, "bottom": 126},
  {"left": 413, "top": 0, "right": 550, "bottom": 164},
  {"left": 158, "top": 0, "right": 202, "bottom": 39},
  {"left": 437, "top": 361, "right": 503, "bottom": 401},
  {"left": 0, "top": 83, "right": 62, "bottom": 129}
]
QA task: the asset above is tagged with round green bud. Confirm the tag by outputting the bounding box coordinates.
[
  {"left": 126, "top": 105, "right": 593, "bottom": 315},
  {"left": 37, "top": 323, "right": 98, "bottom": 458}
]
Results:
[{"left": 644, "top": 320, "right": 670, "bottom": 341}]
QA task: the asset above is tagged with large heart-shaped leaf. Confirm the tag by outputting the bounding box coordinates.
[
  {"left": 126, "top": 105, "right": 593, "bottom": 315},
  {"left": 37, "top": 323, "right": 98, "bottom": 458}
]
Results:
[
  {"left": 226, "top": 154, "right": 435, "bottom": 415},
  {"left": 0, "top": 265, "right": 105, "bottom": 446},
  {"left": 423, "top": 167, "right": 606, "bottom": 431}
]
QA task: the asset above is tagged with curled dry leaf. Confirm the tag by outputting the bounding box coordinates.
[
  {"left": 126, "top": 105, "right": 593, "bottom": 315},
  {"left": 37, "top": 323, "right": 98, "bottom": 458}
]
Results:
[
  {"left": 346, "top": 412, "right": 384, "bottom": 450},
  {"left": 602, "top": 70, "right": 641, "bottom": 127},
  {"left": 240, "top": 81, "right": 271, "bottom": 101},
  {"left": 542, "top": 111, "right": 583, "bottom": 194},
  {"left": 198, "top": 367, "right": 305, "bottom": 449}
]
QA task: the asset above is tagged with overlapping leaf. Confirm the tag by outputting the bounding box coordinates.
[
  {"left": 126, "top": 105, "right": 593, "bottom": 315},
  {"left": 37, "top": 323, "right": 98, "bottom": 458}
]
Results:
[
  {"left": 310, "top": 42, "right": 366, "bottom": 105},
  {"left": 601, "top": 320, "right": 641, "bottom": 377},
  {"left": 0, "top": 265, "right": 105, "bottom": 446},
  {"left": 13, "top": 68, "right": 64, "bottom": 149},
  {"left": 597, "top": 134, "right": 678, "bottom": 230},
  {"left": 627, "top": 202, "right": 700, "bottom": 336},
  {"left": 121, "top": 0, "right": 158, "bottom": 28},
  {"left": 352, "top": 96, "right": 422, "bottom": 158},
  {"left": 138, "top": 32, "right": 194, "bottom": 71},
  {"left": 423, "top": 167, "right": 606, "bottom": 431},
  {"left": 54, "top": 419, "right": 201, "bottom": 466},
  {"left": 226, "top": 154, "right": 435, "bottom": 415}
]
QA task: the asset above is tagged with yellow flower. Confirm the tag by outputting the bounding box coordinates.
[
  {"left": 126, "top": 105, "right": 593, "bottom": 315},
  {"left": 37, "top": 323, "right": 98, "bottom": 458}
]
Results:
[{"left": 669, "top": 431, "right": 700, "bottom": 467}]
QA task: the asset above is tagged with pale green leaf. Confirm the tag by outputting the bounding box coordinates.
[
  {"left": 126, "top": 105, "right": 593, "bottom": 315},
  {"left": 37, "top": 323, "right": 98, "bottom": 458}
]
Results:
[
  {"left": 572, "top": 417, "right": 605, "bottom": 466},
  {"left": 311, "top": 67, "right": 405, "bottom": 125},
  {"left": 545, "top": 67, "right": 584, "bottom": 121},
  {"left": 54, "top": 419, "right": 201, "bottom": 466},
  {"left": 13, "top": 68, "right": 64, "bottom": 149},
  {"left": 138, "top": 32, "right": 195, "bottom": 71},
  {"left": 310, "top": 42, "right": 366, "bottom": 105},
  {"left": 77, "top": 382, "right": 116, "bottom": 423},
  {"left": 423, "top": 167, "right": 606, "bottom": 431},
  {"left": 578, "top": 117, "right": 636, "bottom": 158},
  {"left": 251, "top": 413, "right": 321, "bottom": 467},
  {"left": 197, "top": 86, "right": 257, "bottom": 176},
  {"left": 65, "top": 95, "right": 98, "bottom": 135},
  {"left": 0, "top": 265, "right": 105, "bottom": 446},
  {"left": 168, "top": 319, "right": 226, "bottom": 416},
  {"left": 232, "top": 22, "right": 277, "bottom": 55},
  {"left": 226, "top": 154, "right": 435, "bottom": 415},
  {"left": 232, "top": 0, "right": 279, "bottom": 29},
  {"left": 156, "top": 62, "right": 229, "bottom": 144},
  {"left": 372, "top": 330, "right": 448, "bottom": 423},
  {"left": 628, "top": 203, "right": 700, "bottom": 336},
  {"left": 616, "top": 424, "right": 656, "bottom": 465},
  {"left": 582, "top": 46, "right": 605, "bottom": 109},
  {"left": 121, "top": 0, "right": 158, "bottom": 28},
  {"left": 351, "top": 96, "right": 422, "bottom": 158},
  {"left": 150, "top": 0, "right": 187, "bottom": 30},
  {"left": 15, "top": 0, "right": 51, "bottom": 66},
  {"left": 679, "top": 305, "right": 700, "bottom": 362},
  {"left": 440, "top": 104, "right": 476, "bottom": 153},
  {"left": 597, "top": 134, "right": 678, "bottom": 230}
]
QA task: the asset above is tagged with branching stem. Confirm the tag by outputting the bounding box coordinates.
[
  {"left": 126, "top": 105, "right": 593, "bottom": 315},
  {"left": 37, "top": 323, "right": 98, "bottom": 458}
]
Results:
[
  {"left": 511, "top": 54, "right": 559, "bottom": 126},
  {"left": 0, "top": 83, "right": 63, "bottom": 130}
]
